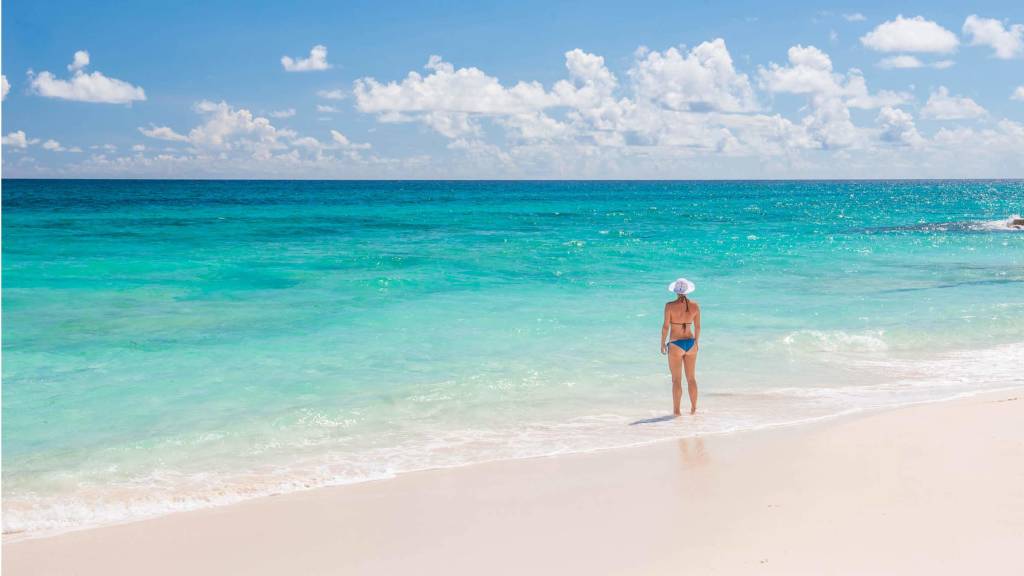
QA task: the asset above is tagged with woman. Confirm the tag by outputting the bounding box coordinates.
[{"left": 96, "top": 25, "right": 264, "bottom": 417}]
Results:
[{"left": 660, "top": 278, "right": 701, "bottom": 416}]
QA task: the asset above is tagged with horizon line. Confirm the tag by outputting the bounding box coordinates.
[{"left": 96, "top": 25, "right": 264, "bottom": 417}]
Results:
[{"left": 5, "top": 177, "right": 1024, "bottom": 183}]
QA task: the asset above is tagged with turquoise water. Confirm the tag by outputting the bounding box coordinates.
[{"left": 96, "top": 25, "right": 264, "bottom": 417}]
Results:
[{"left": 3, "top": 179, "right": 1024, "bottom": 535}]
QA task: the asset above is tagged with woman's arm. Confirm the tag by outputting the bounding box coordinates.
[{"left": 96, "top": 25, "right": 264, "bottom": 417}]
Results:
[
  {"left": 661, "top": 304, "right": 670, "bottom": 354},
  {"left": 693, "top": 304, "right": 701, "bottom": 344}
]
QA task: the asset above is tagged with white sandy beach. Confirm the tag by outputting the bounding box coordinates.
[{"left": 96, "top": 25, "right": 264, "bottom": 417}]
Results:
[{"left": 4, "top": 390, "right": 1023, "bottom": 575}]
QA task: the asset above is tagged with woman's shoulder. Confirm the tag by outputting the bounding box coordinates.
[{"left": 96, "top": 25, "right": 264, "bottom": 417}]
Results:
[{"left": 665, "top": 299, "right": 699, "bottom": 308}]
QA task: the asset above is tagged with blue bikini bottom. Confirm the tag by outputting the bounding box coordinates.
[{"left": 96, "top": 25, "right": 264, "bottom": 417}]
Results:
[{"left": 669, "top": 338, "right": 695, "bottom": 352}]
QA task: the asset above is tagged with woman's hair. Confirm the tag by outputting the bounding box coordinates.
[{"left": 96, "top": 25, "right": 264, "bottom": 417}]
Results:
[{"left": 681, "top": 294, "right": 689, "bottom": 311}]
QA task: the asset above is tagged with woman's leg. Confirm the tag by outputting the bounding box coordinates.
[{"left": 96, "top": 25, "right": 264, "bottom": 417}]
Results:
[
  {"left": 683, "top": 350, "right": 698, "bottom": 414},
  {"left": 668, "top": 343, "right": 684, "bottom": 415}
]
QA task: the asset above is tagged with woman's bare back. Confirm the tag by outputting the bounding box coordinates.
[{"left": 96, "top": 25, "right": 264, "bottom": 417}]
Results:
[{"left": 666, "top": 298, "right": 699, "bottom": 340}]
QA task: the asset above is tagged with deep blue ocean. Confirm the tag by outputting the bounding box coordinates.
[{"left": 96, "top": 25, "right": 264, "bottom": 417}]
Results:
[{"left": 3, "top": 179, "right": 1023, "bottom": 535}]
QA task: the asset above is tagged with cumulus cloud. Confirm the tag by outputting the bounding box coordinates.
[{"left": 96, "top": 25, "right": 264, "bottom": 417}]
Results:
[
  {"left": 928, "top": 120, "right": 1024, "bottom": 167},
  {"left": 139, "top": 125, "right": 189, "bottom": 142},
  {"left": 68, "top": 50, "right": 90, "bottom": 72},
  {"left": 627, "top": 40, "right": 759, "bottom": 112},
  {"left": 2, "top": 130, "right": 30, "bottom": 148},
  {"left": 963, "top": 15, "right": 1024, "bottom": 59},
  {"left": 185, "top": 100, "right": 295, "bottom": 156},
  {"left": 843, "top": 13, "right": 866, "bottom": 22},
  {"left": 758, "top": 45, "right": 911, "bottom": 148},
  {"left": 41, "top": 139, "right": 80, "bottom": 152},
  {"left": 351, "top": 41, "right": 913, "bottom": 159},
  {"left": 1012, "top": 86, "right": 1024, "bottom": 101},
  {"left": 353, "top": 40, "right": 768, "bottom": 149},
  {"left": 860, "top": 15, "right": 959, "bottom": 53},
  {"left": 920, "top": 86, "right": 986, "bottom": 120},
  {"left": 138, "top": 100, "right": 378, "bottom": 167},
  {"left": 759, "top": 45, "right": 845, "bottom": 94},
  {"left": 2, "top": 75, "right": 9, "bottom": 100},
  {"left": 354, "top": 54, "right": 557, "bottom": 138},
  {"left": 356, "top": 39, "right": 765, "bottom": 145},
  {"left": 281, "top": 45, "right": 331, "bottom": 72},
  {"left": 55, "top": 99, "right": 394, "bottom": 179},
  {"left": 269, "top": 108, "right": 296, "bottom": 118},
  {"left": 317, "top": 89, "right": 346, "bottom": 100},
  {"left": 29, "top": 51, "right": 146, "bottom": 104},
  {"left": 54, "top": 103, "right": 393, "bottom": 179},
  {"left": 356, "top": 54, "right": 555, "bottom": 115},
  {"left": 18, "top": 36, "right": 1024, "bottom": 179},
  {"left": 316, "top": 104, "right": 338, "bottom": 113},
  {"left": 877, "top": 106, "right": 923, "bottom": 146}
]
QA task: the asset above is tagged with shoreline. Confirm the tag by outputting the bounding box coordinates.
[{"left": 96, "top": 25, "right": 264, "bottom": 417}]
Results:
[
  {"left": 5, "top": 388, "right": 1023, "bottom": 574},
  {"left": 5, "top": 384, "right": 1021, "bottom": 543}
]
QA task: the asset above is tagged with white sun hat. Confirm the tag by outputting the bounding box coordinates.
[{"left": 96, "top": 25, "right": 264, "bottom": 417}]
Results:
[{"left": 667, "top": 277, "right": 696, "bottom": 295}]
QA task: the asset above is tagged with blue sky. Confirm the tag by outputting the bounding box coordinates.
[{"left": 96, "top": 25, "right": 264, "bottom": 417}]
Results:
[{"left": 2, "top": 0, "right": 1023, "bottom": 178}]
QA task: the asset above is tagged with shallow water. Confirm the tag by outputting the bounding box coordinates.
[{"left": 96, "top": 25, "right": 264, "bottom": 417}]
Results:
[{"left": 3, "top": 179, "right": 1023, "bottom": 535}]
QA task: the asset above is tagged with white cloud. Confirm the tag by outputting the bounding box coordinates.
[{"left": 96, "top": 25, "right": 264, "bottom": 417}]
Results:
[
  {"left": 877, "top": 106, "right": 923, "bottom": 146},
  {"left": 354, "top": 41, "right": 788, "bottom": 153},
  {"left": 186, "top": 100, "right": 295, "bottom": 157},
  {"left": 351, "top": 41, "right": 915, "bottom": 161},
  {"left": 29, "top": 51, "right": 145, "bottom": 104},
  {"left": 549, "top": 49, "right": 621, "bottom": 133},
  {"left": 843, "top": 13, "right": 866, "bottom": 22},
  {"left": 42, "top": 139, "right": 79, "bottom": 152},
  {"left": 65, "top": 100, "right": 389, "bottom": 177},
  {"left": 759, "top": 45, "right": 843, "bottom": 94},
  {"left": 317, "top": 89, "right": 346, "bottom": 100},
  {"left": 15, "top": 37, "right": 1024, "bottom": 179},
  {"left": 845, "top": 84, "right": 913, "bottom": 110},
  {"left": 759, "top": 48, "right": 911, "bottom": 110},
  {"left": 139, "top": 125, "right": 189, "bottom": 142},
  {"left": 53, "top": 103, "right": 395, "bottom": 178},
  {"left": 356, "top": 54, "right": 556, "bottom": 116},
  {"left": 354, "top": 55, "right": 557, "bottom": 138},
  {"left": 2, "top": 130, "right": 29, "bottom": 148},
  {"left": 626, "top": 39, "right": 759, "bottom": 112},
  {"left": 330, "top": 129, "right": 371, "bottom": 149},
  {"left": 148, "top": 101, "right": 373, "bottom": 163},
  {"left": 269, "top": 108, "right": 296, "bottom": 118},
  {"left": 68, "top": 50, "right": 90, "bottom": 72},
  {"left": 877, "top": 55, "right": 955, "bottom": 69},
  {"left": 281, "top": 45, "right": 331, "bottom": 72},
  {"left": 316, "top": 104, "right": 338, "bottom": 113},
  {"left": 757, "top": 45, "right": 915, "bottom": 149},
  {"left": 920, "top": 86, "right": 986, "bottom": 120},
  {"left": 929, "top": 120, "right": 1024, "bottom": 166},
  {"left": 963, "top": 15, "right": 1024, "bottom": 59},
  {"left": 2, "top": 75, "right": 9, "bottom": 100},
  {"left": 878, "top": 55, "right": 924, "bottom": 69},
  {"left": 860, "top": 15, "right": 959, "bottom": 53},
  {"left": 1012, "top": 86, "right": 1024, "bottom": 101}
]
